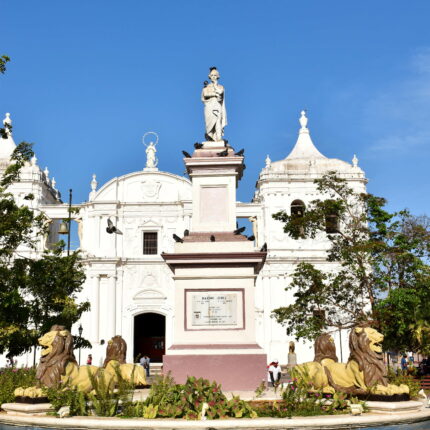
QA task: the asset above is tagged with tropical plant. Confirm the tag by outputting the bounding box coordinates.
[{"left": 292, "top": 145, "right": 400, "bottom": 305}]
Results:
[
  {"left": 87, "top": 364, "right": 135, "bottom": 417},
  {"left": 45, "top": 386, "right": 87, "bottom": 417},
  {"left": 122, "top": 374, "right": 257, "bottom": 420}
]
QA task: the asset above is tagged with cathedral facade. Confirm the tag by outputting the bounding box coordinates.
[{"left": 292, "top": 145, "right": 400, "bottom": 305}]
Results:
[{"left": 0, "top": 110, "right": 366, "bottom": 367}]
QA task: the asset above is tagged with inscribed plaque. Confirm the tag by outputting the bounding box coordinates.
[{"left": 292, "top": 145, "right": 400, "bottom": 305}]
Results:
[
  {"left": 185, "top": 289, "right": 244, "bottom": 330},
  {"left": 192, "top": 293, "right": 237, "bottom": 326}
]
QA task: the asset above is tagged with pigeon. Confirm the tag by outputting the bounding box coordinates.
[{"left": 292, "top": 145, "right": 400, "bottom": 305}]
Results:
[
  {"left": 260, "top": 242, "right": 267, "bottom": 252},
  {"left": 106, "top": 218, "right": 122, "bottom": 234},
  {"left": 173, "top": 234, "right": 184, "bottom": 243},
  {"left": 184, "top": 229, "right": 190, "bottom": 236},
  {"left": 243, "top": 164, "right": 247, "bottom": 170},
  {"left": 182, "top": 150, "right": 192, "bottom": 158},
  {"left": 210, "top": 235, "right": 216, "bottom": 242},
  {"left": 223, "top": 139, "right": 229, "bottom": 146},
  {"left": 194, "top": 142, "right": 203, "bottom": 149},
  {"left": 234, "top": 226, "right": 246, "bottom": 235},
  {"left": 247, "top": 235, "right": 255, "bottom": 241},
  {"left": 203, "top": 80, "right": 209, "bottom": 87},
  {"left": 235, "top": 148, "right": 244, "bottom": 156},
  {"left": 217, "top": 149, "right": 229, "bottom": 157}
]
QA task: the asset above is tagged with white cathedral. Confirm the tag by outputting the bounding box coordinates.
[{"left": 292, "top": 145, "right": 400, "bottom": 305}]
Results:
[{"left": 0, "top": 106, "right": 367, "bottom": 368}]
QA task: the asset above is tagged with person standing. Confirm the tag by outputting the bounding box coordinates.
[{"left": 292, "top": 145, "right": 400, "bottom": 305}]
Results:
[
  {"left": 86, "top": 354, "right": 92, "bottom": 365},
  {"left": 401, "top": 354, "right": 408, "bottom": 374},
  {"left": 140, "top": 355, "right": 150, "bottom": 377}
]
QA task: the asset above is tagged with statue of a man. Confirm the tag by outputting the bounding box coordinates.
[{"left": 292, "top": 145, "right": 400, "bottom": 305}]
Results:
[
  {"left": 201, "top": 67, "right": 227, "bottom": 142},
  {"left": 145, "top": 142, "right": 158, "bottom": 168}
]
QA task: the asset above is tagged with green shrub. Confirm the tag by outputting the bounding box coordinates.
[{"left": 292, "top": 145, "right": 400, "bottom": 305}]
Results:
[
  {"left": 45, "top": 386, "right": 87, "bottom": 416},
  {"left": 46, "top": 364, "right": 136, "bottom": 417},
  {"left": 87, "top": 364, "right": 135, "bottom": 417},
  {"left": 122, "top": 374, "right": 257, "bottom": 420},
  {"left": 387, "top": 370, "right": 421, "bottom": 399},
  {"left": 0, "top": 367, "right": 37, "bottom": 407}
]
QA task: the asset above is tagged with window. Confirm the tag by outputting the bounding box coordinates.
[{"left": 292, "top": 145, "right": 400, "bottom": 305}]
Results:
[
  {"left": 143, "top": 232, "right": 158, "bottom": 255},
  {"left": 291, "top": 200, "right": 305, "bottom": 217},
  {"left": 325, "top": 200, "right": 340, "bottom": 234},
  {"left": 291, "top": 200, "right": 306, "bottom": 237}
]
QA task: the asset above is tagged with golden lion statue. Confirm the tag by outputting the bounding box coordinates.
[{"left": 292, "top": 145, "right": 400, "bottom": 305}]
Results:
[
  {"left": 294, "top": 326, "right": 409, "bottom": 396},
  {"left": 101, "top": 335, "right": 146, "bottom": 389},
  {"left": 15, "top": 326, "right": 145, "bottom": 398}
]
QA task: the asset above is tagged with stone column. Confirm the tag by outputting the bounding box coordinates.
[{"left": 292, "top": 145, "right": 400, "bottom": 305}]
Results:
[
  {"left": 108, "top": 275, "right": 117, "bottom": 337},
  {"left": 91, "top": 275, "right": 100, "bottom": 343}
]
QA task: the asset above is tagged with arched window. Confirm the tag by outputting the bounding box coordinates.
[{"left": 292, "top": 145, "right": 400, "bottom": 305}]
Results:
[
  {"left": 325, "top": 200, "right": 340, "bottom": 234},
  {"left": 291, "top": 200, "right": 305, "bottom": 217}
]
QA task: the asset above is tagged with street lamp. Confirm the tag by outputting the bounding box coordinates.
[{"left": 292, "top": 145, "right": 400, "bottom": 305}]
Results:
[
  {"left": 59, "top": 189, "right": 73, "bottom": 255},
  {"left": 78, "top": 323, "right": 83, "bottom": 366}
]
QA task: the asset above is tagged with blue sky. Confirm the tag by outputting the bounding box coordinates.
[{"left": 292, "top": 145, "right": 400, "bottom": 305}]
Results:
[{"left": 2, "top": 0, "right": 430, "bottom": 216}]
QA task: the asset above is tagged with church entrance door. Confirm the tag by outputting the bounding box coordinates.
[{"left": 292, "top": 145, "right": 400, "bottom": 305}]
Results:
[{"left": 134, "top": 313, "right": 165, "bottom": 363}]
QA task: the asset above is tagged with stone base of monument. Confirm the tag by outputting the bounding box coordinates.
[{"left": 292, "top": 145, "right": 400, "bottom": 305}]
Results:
[
  {"left": 163, "top": 345, "right": 267, "bottom": 391},
  {"left": 1, "top": 402, "right": 54, "bottom": 416},
  {"left": 202, "top": 140, "right": 226, "bottom": 148},
  {"left": 366, "top": 400, "right": 424, "bottom": 414}
]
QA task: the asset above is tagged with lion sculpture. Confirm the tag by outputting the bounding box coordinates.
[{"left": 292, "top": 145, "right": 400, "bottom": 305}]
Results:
[
  {"left": 294, "top": 326, "right": 409, "bottom": 396},
  {"left": 103, "top": 335, "right": 127, "bottom": 367},
  {"left": 15, "top": 326, "right": 145, "bottom": 398},
  {"left": 101, "top": 335, "right": 146, "bottom": 388}
]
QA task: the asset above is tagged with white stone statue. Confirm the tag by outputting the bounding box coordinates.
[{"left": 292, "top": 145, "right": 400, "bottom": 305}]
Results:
[
  {"left": 145, "top": 142, "right": 158, "bottom": 168},
  {"left": 249, "top": 216, "right": 258, "bottom": 245},
  {"left": 75, "top": 217, "right": 84, "bottom": 248},
  {"left": 201, "top": 67, "right": 227, "bottom": 142},
  {"left": 287, "top": 340, "right": 297, "bottom": 368}
]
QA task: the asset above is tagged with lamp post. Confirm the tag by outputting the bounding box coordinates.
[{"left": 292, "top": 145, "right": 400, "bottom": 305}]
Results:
[
  {"left": 78, "top": 323, "right": 83, "bottom": 366},
  {"left": 59, "top": 189, "right": 73, "bottom": 255}
]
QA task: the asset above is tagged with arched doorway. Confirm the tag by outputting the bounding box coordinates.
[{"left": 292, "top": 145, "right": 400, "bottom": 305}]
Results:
[{"left": 134, "top": 313, "right": 166, "bottom": 363}]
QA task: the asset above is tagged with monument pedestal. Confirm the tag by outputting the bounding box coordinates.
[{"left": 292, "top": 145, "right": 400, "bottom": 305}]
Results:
[
  {"left": 164, "top": 345, "right": 266, "bottom": 390},
  {"left": 163, "top": 243, "right": 267, "bottom": 390},
  {"left": 164, "top": 132, "right": 267, "bottom": 390}
]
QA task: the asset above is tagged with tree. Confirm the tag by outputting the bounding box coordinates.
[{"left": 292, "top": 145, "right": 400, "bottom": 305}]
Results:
[
  {"left": 271, "top": 172, "right": 430, "bottom": 353},
  {"left": 0, "top": 138, "right": 90, "bottom": 358},
  {"left": 373, "top": 214, "right": 430, "bottom": 353},
  {"left": 0, "top": 55, "right": 10, "bottom": 74},
  {"left": 0, "top": 54, "right": 90, "bottom": 358}
]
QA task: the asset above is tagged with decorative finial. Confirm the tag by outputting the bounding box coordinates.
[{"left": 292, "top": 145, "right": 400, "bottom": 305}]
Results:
[
  {"left": 44, "top": 167, "right": 49, "bottom": 177},
  {"left": 31, "top": 155, "right": 37, "bottom": 166},
  {"left": 299, "top": 110, "right": 308, "bottom": 129},
  {"left": 89, "top": 174, "right": 98, "bottom": 201},
  {"left": 143, "top": 132, "right": 159, "bottom": 170},
  {"left": 51, "top": 177, "right": 56, "bottom": 189},
  {"left": 3, "top": 113, "right": 12, "bottom": 137},
  {"left": 91, "top": 173, "right": 97, "bottom": 191},
  {"left": 265, "top": 154, "right": 271, "bottom": 168},
  {"left": 352, "top": 154, "right": 358, "bottom": 167}
]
